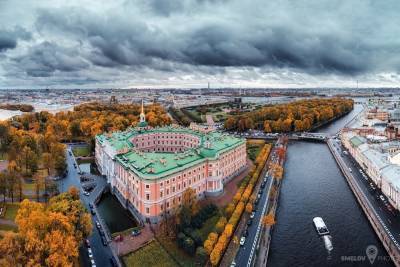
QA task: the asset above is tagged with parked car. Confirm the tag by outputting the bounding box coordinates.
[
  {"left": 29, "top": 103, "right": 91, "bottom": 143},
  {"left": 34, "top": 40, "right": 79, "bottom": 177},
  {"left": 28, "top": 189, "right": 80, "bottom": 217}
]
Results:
[
  {"left": 131, "top": 229, "right": 141, "bottom": 236},
  {"left": 369, "top": 183, "right": 376, "bottom": 190},
  {"left": 240, "top": 237, "right": 246, "bottom": 246},
  {"left": 247, "top": 219, "right": 253, "bottom": 226},
  {"left": 250, "top": 212, "right": 255, "bottom": 219},
  {"left": 84, "top": 191, "right": 90, "bottom": 196},
  {"left": 84, "top": 239, "right": 90, "bottom": 248},
  {"left": 88, "top": 248, "right": 93, "bottom": 259},
  {"left": 96, "top": 221, "right": 101, "bottom": 229}
]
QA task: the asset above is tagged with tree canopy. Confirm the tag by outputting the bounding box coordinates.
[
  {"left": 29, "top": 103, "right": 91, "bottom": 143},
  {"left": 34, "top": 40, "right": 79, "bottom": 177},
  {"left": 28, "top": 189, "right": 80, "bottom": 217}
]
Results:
[
  {"left": 224, "top": 98, "right": 354, "bottom": 132},
  {"left": 0, "top": 187, "right": 92, "bottom": 267}
]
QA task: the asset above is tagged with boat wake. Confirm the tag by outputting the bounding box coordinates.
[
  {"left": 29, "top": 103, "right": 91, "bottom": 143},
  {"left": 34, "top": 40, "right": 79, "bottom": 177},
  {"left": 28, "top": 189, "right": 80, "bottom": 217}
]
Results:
[{"left": 322, "top": 235, "right": 333, "bottom": 253}]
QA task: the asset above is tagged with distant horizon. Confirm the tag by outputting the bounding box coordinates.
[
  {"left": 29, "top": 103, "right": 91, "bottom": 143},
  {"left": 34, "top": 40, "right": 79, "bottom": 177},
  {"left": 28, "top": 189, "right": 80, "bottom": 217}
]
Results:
[{"left": 0, "top": 87, "right": 399, "bottom": 91}]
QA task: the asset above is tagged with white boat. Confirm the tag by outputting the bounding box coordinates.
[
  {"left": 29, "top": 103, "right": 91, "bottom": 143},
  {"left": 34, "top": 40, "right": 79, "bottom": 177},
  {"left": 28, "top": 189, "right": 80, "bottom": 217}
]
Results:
[{"left": 313, "top": 217, "right": 330, "bottom": 236}]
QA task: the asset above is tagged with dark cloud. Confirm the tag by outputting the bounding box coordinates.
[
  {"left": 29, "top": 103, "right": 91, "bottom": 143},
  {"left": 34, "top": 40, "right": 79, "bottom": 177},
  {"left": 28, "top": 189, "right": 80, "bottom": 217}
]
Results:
[
  {"left": 1, "top": 0, "right": 400, "bottom": 87},
  {"left": 0, "top": 26, "right": 31, "bottom": 52},
  {"left": 31, "top": 3, "right": 381, "bottom": 77},
  {"left": 13, "top": 41, "right": 89, "bottom": 77}
]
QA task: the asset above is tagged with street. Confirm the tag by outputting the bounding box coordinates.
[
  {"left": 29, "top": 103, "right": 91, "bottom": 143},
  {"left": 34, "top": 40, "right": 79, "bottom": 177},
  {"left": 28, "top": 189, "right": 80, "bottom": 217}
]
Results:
[
  {"left": 234, "top": 140, "right": 284, "bottom": 267},
  {"left": 56, "top": 145, "right": 114, "bottom": 267},
  {"left": 331, "top": 139, "right": 400, "bottom": 250}
]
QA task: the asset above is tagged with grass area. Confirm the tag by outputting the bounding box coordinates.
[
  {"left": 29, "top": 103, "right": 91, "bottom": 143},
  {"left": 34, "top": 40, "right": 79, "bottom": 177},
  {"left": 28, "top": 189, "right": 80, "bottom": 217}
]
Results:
[
  {"left": 122, "top": 240, "right": 178, "bottom": 267},
  {"left": 72, "top": 146, "right": 91, "bottom": 157},
  {"left": 157, "top": 234, "right": 195, "bottom": 267},
  {"left": 22, "top": 180, "right": 36, "bottom": 191},
  {"left": 247, "top": 139, "right": 266, "bottom": 161},
  {"left": 0, "top": 153, "right": 6, "bottom": 160},
  {"left": 0, "top": 224, "right": 17, "bottom": 232},
  {"left": 4, "top": 203, "right": 19, "bottom": 221},
  {"left": 198, "top": 214, "right": 220, "bottom": 241}
]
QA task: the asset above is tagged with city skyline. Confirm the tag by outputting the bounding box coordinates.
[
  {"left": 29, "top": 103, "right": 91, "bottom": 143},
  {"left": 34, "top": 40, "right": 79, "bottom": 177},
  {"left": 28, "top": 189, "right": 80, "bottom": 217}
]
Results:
[{"left": 1, "top": 0, "right": 400, "bottom": 89}]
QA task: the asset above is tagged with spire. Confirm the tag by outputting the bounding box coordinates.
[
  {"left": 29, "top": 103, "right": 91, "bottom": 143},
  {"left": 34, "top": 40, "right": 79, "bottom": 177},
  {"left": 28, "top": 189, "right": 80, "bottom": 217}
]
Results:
[{"left": 139, "top": 99, "right": 147, "bottom": 127}]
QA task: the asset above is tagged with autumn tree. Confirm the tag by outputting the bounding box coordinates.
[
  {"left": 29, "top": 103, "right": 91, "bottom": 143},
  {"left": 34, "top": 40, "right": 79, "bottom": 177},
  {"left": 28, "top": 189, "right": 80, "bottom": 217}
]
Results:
[
  {"left": 262, "top": 212, "right": 276, "bottom": 227},
  {"left": 0, "top": 187, "right": 92, "bottom": 267}
]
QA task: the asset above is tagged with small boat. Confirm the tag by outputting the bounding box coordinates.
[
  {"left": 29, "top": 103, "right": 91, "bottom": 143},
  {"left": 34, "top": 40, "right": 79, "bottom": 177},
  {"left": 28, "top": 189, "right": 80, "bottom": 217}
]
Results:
[{"left": 313, "top": 217, "right": 330, "bottom": 236}]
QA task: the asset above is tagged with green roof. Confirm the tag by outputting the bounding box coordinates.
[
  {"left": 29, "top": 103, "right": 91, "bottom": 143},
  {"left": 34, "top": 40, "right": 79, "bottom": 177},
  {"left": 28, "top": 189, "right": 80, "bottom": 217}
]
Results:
[
  {"left": 96, "top": 126, "right": 245, "bottom": 180},
  {"left": 350, "top": 136, "right": 365, "bottom": 147}
]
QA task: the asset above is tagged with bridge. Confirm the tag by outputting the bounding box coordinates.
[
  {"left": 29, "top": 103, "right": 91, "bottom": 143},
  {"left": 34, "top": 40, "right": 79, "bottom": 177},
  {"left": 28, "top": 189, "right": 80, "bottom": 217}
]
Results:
[{"left": 234, "top": 132, "right": 332, "bottom": 142}]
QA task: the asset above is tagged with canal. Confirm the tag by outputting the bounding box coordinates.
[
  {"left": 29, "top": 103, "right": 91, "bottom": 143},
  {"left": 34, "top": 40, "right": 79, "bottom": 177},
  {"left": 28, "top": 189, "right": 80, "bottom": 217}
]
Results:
[{"left": 268, "top": 104, "right": 394, "bottom": 267}]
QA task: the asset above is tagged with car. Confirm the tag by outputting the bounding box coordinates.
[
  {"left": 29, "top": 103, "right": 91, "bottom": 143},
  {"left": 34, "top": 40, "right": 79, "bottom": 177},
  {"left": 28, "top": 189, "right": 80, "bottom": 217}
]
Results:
[
  {"left": 260, "top": 182, "right": 265, "bottom": 188},
  {"left": 254, "top": 198, "right": 259, "bottom": 205},
  {"left": 240, "top": 237, "right": 246, "bottom": 246},
  {"left": 91, "top": 208, "right": 95, "bottom": 215},
  {"left": 84, "top": 239, "right": 90, "bottom": 247},
  {"left": 90, "top": 259, "right": 95, "bottom": 266},
  {"left": 96, "top": 221, "right": 101, "bottom": 229},
  {"left": 89, "top": 203, "right": 93, "bottom": 209},
  {"left": 131, "top": 229, "right": 141, "bottom": 236},
  {"left": 88, "top": 248, "right": 93, "bottom": 258},
  {"left": 73, "top": 163, "right": 77, "bottom": 168},
  {"left": 247, "top": 219, "right": 253, "bottom": 226},
  {"left": 369, "top": 183, "right": 376, "bottom": 190},
  {"left": 250, "top": 211, "right": 255, "bottom": 219},
  {"left": 84, "top": 191, "right": 90, "bottom": 196}
]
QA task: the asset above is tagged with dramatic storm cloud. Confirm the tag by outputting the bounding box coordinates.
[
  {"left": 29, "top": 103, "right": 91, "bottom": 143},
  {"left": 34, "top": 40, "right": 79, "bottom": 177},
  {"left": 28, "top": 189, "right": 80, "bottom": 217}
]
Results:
[{"left": 0, "top": 0, "right": 400, "bottom": 88}]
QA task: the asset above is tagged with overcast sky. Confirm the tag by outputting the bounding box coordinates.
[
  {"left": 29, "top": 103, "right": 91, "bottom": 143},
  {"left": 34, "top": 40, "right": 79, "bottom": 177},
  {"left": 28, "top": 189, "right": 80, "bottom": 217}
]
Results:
[{"left": 1, "top": 0, "right": 400, "bottom": 89}]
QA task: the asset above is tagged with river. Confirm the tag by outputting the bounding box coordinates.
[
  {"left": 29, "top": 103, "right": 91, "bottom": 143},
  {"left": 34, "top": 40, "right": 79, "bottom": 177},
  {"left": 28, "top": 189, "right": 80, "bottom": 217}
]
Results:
[{"left": 268, "top": 104, "right": 394, "bottom": 267}]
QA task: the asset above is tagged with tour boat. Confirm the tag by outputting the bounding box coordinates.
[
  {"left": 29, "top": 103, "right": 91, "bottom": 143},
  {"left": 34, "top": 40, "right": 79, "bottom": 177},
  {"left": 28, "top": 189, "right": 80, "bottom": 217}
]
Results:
[{"left": 313, "top": 217, "right": 330, "bottom": 236}]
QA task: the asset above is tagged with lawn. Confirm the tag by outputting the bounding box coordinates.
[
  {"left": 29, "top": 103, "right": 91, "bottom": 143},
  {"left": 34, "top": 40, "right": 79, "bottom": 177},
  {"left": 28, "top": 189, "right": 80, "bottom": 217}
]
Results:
[
  {"left": 0, "top": 153, "right": 6, "bottom": 160},
  {"left": 247, "top": 140, "right": 266, "bottom": 161},
  {"left": 0, "top": 224, "right": 17, "bottom": 232},
  {"left": 156, "top": 235, "right": 195, "bottom": 267},
  {"left": 72, "top": 146, "right": 91, "bottom": 157},
  {"left": 122, "top": 240, "right": 178, "bottom": 267},
  {"left": 4, "top": 203, "right": 19, "bottom": 221}
]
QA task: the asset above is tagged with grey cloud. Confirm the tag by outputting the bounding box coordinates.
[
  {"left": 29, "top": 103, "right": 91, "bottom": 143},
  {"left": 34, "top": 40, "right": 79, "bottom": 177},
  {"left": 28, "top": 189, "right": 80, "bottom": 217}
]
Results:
[
  {"left": 32, "top": 1, "right": 389, "bottom": 77},
  {"left": 0, "top": 26, "right": 31, "bottom": 52},
  {"left": 1, "top": 0, "right": 400, "bottom": 87},
  {"left": 13, "top": 41, "right": 89, "bottom": 77}
]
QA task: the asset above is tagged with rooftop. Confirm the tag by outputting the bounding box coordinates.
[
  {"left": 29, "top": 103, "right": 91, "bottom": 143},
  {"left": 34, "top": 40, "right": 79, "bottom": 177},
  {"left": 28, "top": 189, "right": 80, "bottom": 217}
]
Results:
[
  {"left": 96, "top": 125, "right": 245, "bottom": 179},
  {"left": 382, "top": 165, "right": 400, "bottom": 191}
]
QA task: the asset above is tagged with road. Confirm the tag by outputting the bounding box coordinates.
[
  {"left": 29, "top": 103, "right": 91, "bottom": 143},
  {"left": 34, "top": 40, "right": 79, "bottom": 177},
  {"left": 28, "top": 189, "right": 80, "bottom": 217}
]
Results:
[
  {"left": 234, "top": 140, "right": 283, "bottom": 267},
  {"left": 56, "top": 145, "right": 114, "bottom": 267},
  {"left": 331, "top": 138, "right": 400, "bottom": 250}
]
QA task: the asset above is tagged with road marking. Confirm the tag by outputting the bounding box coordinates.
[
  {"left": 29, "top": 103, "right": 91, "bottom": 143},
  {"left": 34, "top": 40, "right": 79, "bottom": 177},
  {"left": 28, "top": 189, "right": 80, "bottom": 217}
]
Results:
[{"left": 247, "top": 177, "right": 272, "bottom": 267}]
